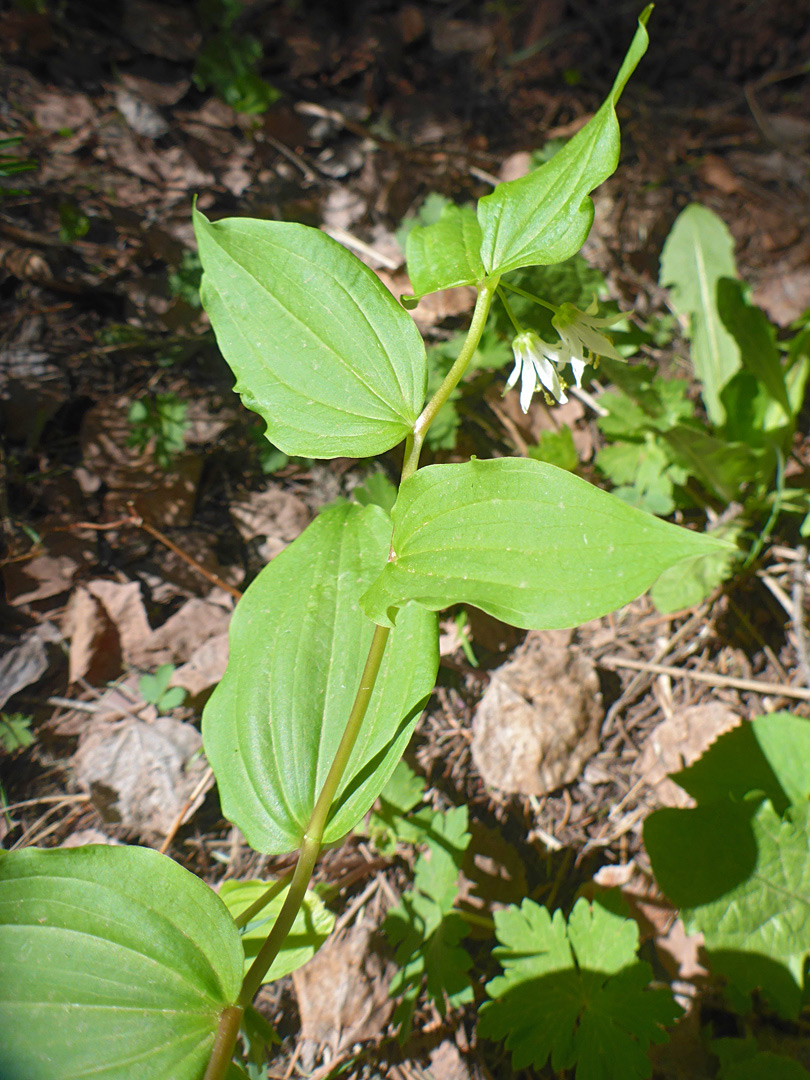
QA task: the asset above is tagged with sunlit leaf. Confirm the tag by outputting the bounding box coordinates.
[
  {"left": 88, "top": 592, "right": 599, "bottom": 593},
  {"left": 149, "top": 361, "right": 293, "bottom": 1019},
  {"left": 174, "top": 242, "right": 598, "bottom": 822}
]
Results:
[
  {"left": 194, "top": 208, "right": 426, "bottom": 458},
  {"left": 361, "top": 458, "right": 733, "bottom": 630},
  {"left": 0, "top": 845, "right": 243, "bottom": 1080},
  {"left": 203, "top": 502, "right": 438, "bottom": 855},
  {"left": 478, "top": 8, "right": 651, "bottom": 276}
]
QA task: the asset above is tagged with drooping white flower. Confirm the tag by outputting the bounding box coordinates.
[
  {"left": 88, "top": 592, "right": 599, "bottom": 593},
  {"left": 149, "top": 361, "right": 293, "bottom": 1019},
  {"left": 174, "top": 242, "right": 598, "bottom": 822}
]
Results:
[
  {"left": 505, "top": 330, "right": 568, "bottom": 412},
  {"left": 552, "top": 299, "right": 624, "bottom": 385}
]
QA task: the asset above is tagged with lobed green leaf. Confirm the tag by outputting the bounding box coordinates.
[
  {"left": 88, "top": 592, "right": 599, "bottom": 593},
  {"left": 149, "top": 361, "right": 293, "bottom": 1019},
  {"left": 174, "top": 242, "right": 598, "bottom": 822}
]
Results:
[{"left": 479, "top": 897, "right": 678, "bottom": 1078}]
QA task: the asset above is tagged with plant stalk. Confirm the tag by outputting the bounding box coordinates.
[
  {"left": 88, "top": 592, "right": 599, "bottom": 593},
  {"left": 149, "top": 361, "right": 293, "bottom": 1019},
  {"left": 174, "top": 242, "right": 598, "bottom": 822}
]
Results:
[
  {"left": 401, "top": 277, "right": 499, "bottom": 480},
  {"left": 204, "top": 280, "right": 498, "bottom": 1077},
  {"left": 203, "top": 1005, "right": 244, "bottom": 1080}
]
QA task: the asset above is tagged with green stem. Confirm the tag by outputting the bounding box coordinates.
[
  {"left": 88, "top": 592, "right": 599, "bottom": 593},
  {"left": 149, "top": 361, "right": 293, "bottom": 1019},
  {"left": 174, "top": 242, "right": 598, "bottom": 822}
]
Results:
[
  {"left": 496, "top": 286, "right": 523, "bottom": 334},
  {"left": 203, "top": 1005, "right": 244, "bottom": 1080},
  {"left": 204, "top": 625, "right": 393, "bottom": 1078},
  {"left": 233, "top": 872, "right": 293, "bottom": 930},
  {"left": 401, "top": 277, "right": 499, "bottom": 480},
  {"left": 499, "top": 279, "right": 558, "bottom": 313}
]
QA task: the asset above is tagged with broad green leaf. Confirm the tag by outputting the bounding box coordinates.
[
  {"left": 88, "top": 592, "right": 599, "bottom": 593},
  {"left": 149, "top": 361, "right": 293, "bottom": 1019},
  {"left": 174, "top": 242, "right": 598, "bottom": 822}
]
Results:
[
  {"left": 193, "top": 208, "right": 426, "bottom": 458},
  {"left": 0, "top": 844, "right": 243, "bottom": 1080},
  {"left": 405, "top": 204, "right": 484, "bottom": 301},
  {"left": 659, "top": 204, "right": 741, "bottom": 425},
  {"left": 477, "top": 7, "right": 651, "bottom": 276},
  {"left": 645, "top": 797, "right": 810, "bottom": 1018},
  {"left": 479, "top": 897, "right": 678, "bottom": 1078},
  {"left": 717, "top": 277, "right": 792, "bottom": 421},
  {"left": 203, "top": 502, "right": 438, "bottom": 855},
  {"left": 360, "top": 458, "right": 733, "bottom": 630},
  {"left": 661, "top": 425, "right": 766, "bottom": 504},
  {"left": 672, "top": 712, "right": 810, "bottom": 816},
  {"left": 716, "top": 1044, "right": 810, "bottom": 1080},
  {"left": 219, "top": 879, "right": 334, "bottom": 983}
]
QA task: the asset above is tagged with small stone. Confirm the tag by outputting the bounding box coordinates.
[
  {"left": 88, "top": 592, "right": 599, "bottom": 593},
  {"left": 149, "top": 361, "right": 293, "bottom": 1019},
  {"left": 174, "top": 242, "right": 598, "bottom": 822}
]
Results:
[{"left": 471, "top": 629, "right": 603, "bottom": 796}]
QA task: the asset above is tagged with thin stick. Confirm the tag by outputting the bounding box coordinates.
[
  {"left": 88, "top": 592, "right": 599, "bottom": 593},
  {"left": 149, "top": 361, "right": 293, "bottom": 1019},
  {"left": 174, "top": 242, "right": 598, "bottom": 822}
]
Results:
[
  {"left": 2, "top": 794, "right": 89, "bottom": 813},
  {"left": 601, "top": 655, "right": 810, "bottom": 701},
  {"left": 158, "top": 766, "right": 214, "bottom": 855}
]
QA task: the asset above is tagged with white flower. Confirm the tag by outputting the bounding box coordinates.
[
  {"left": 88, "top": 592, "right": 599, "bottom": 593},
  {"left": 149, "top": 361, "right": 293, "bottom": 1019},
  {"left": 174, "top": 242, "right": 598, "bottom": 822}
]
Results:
[
  {"left": 552, "top": 299, "right": 624, "bottom": 386},
  {"left": 505, "top": 330, "right": 568, "bottom": 412}
]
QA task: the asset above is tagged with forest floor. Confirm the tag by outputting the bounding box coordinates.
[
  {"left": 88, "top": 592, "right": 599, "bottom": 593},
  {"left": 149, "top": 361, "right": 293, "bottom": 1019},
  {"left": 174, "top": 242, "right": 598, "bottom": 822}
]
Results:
[{"left": 3, "top": 1, "right": 810, "bottom": 1078}]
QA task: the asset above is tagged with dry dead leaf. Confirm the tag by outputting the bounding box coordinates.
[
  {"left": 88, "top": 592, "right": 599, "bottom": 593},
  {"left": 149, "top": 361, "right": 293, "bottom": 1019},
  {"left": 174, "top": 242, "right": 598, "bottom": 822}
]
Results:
[
  {"left": 4, "top": 552, "right": 78, "bottom": 606},
  {"left": 229, "top": 485, "right": 310, "bottom": 562},
  {"left": 72, "top": 715, "right": 208, "bottom": 835},
  {"left": 114, "top": 87, "right": 169, "bottom": 139},
  {"left": 292, "top": 920, "right": 393, "bottom": 1063},
  {"left": 471, "top": 629, "right": 603, "bottom": 795},
  {"left": 142, "top": 596, "right": 232, "bottom": 667},
  {"left": 0, "top": 624, "right": 55, "bottom": 710},
  {"left": 754, "top": 259, "right": 810, "bottom": 326},
  {"left": 634, "top": 701, "right": 741, "bottom": 807},
  {"left": 32, "top": 89, "right": 95, "bottom": 132},
  {"left": 170, "top": 633, "right": 229, "bottom": 699},
  {"left": 63, "top": 587, "right": 122, "bottom": 686}
]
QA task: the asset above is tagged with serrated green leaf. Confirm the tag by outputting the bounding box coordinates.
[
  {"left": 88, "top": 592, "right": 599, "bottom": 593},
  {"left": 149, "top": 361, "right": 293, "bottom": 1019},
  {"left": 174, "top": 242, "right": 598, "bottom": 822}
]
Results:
[
  {"left": 646, "top": 799, "right": 810, "bottom": 1018},
  {"left": 405, "top": 204, "right": 484, "bottom": 300},
  {"left": 379, "top": 760, "right": 426, "bottom": 815},
  {"left": 0, "top": 712, "right": 35, "bottom": 752},
  {"left": 219, "top": 879, "right": 334, "bottom": 983},
  {"left": 659, "top": 204, "right": 741, "bottom": 425},
  {"left": 360, "top": 458, "right": 733, "bottom": 630},
  {"left": 596, "top": 437, "right": 680, "bottom": 515},
  {"left": 717, "top": 1045, "right": 810, "bottom": 1080},
  {"left": 412, "top": 805, "right": 470, "bottom": 911},
  {"left": 203, "top": 502, "right": 438, "bottom": 855},
  {"left": 478, "top": 8, "right": 651, "bottom": 276},
  {"left": 193, "top": 208, "right": 426, "bottom": 459},
  {"left": 367, "top": 761, "right": 427, "bottom": 851},
  {"left": 0, "top": 844, "right": 243, "bottom": 1080},
  {"left": 479, "top": 897, "right": 678, "bottom": 1078},
  {"left": 385, "top": 806, "right": 472, "bottom": 1040},
  {"left": 672, "top": 712, "right": 810, "bottom": 816},
  {"left": 353, "top": 470, "right": 398, "bottom": 512},
  {"left": 528, "top": 425, "right": 579, "bottom": 471}
]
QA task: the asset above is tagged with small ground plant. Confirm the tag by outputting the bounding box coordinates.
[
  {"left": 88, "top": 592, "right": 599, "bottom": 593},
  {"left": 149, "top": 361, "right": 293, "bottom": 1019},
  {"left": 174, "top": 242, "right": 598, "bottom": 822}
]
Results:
[{"left": 5, "top": 10, "right": 805, "bottom": 1078}]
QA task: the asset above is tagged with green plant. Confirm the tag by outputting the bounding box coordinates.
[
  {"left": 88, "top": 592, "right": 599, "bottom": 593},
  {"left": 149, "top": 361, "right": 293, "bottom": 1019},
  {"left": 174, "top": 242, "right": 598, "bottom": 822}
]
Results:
[
  {"left": 168, "top": 249, "right": 204, "bottom": 308},
  {"left": 0, "top": 712, "right": 35, "bottom": 753},
  {"left": 0, "top": 135, "right": 37, "bottom": 197},
  {"left": 194, "top": 0, "right": 279, "bottom": 115},
  {"left": 644, "top": 712, "right": 810, "bottom": 1072},
  {"left": 127, "top": 391, "right": 190, "bottom": 468},
  {"left": 1, "top": 12, "right": 749, "bottom": 1078},
  {"left": 479, "top": 896, "right": 679, "bottom": 1079},
  {"left": 595, "top": 204, "right": 810, "bottom": 608},
  {"left": 138, "top": 663, "right": 187, "bottom": 712}
]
